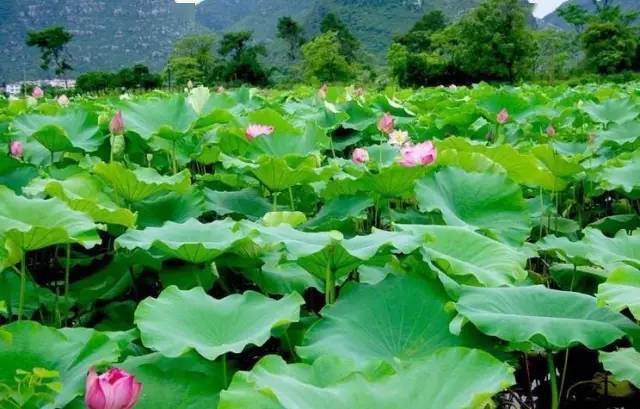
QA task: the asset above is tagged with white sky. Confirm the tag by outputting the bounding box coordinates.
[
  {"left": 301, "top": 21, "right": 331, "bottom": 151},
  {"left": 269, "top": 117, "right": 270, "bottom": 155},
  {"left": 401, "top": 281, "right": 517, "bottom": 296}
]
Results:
[{"left": 530, "top": 0, "right": 569, "bottom": 18}]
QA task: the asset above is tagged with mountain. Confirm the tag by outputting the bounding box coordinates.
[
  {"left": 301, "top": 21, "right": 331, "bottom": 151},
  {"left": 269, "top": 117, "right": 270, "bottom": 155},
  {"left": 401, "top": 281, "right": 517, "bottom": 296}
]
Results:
[{"left": 542, "top": 0, "right": 639, "bottom": 28}]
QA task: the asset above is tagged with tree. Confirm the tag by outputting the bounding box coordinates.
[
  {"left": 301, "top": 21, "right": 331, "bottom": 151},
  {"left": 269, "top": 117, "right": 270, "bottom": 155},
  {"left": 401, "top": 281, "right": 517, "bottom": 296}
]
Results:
[
  {"left": 219, "top": 31, "right": 269, "bottom": 86},
  {"left": 277, "top": 17, "right": 305, "bottom": 61},
  {"left": 582, "top": 20, "right": 637, "bottom": 73},
  {"left": 320, "top": 13, "right": 360, "bottom": 60},
  {"left": 394, "top": 10, "right": 447, "bottom": 53},
  {"left": 26, "top": 26, "right": 73, "bottom": 78},
  {"left": 558, "top": 5, "right": 589, "bottom": 33},
  {"left": 169, "top": 33, "right": 216, "bottom": 82},
  {"left": 166, "top": 57, "right": 203, "bottom": 86},
  {"left": 532, "top": 29, "right": 572, "bottom": 81},
  {"left": 450, "top": 0, "right": 534, "bottom": 82},
  {"left": 301, "top": 31, "right": 354, "bottom": 83}
]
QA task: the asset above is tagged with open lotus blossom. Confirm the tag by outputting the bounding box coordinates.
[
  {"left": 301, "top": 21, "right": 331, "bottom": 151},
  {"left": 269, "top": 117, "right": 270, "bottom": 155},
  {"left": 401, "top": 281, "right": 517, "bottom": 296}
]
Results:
[
  {"left": 245, "top": 124, "right": 274, "bottom": 140},
  {"left": 377, "top": 113, "right": 395, "bottom": 134},
  {"left": 109, "top": 111, "right": 125, "bottom": 135},
  {"left": 546, "top": 125, "right": 556, "bottom": 137},
  {"left": 9, "top": 141, "right": 23, "bottom": 158},
  {"left": 388, "top": 129, "right": 409, "bottom": 146},
  {"left": 352, "top": 147, "right": 369, "bottom": 164},
  {"left": 398, "top": 141, "right": 437, "bottom": 168},
  {"left": 497, "top": 108, "right": 509, "bottom": 124},
  {"left": 85, "top": 368, "right": 142, "bottom": 409},
  {"left": 58, "top": 94, "right": 70, "bottom": 107},
  {"left": 32, "top": 86, "right": 44, "bottom": 99}
]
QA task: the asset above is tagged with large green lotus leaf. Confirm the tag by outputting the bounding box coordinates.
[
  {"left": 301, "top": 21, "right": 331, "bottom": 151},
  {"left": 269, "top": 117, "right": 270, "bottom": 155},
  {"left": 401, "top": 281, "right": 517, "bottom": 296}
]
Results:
[
  {"left": 116, "top": 218, "right": 242, "bottom": 263},
  {"left": 416, "top": 167, "right": 530, "bottom": 244},
  {"left": 398, "top": 224, "right": 528, "bottom": 286},
  {"left": 298, "top": 275, "right": 497, "bottom": 369},
  {"left": 219, "top": 348, "right": 514, "bottom": 409},
  {"left": 597, "top": 265, "right": 640, "bottom": 320},
  {"left": 530, "top": 144, "right": 584, "bottom": 179},
  {"left": 248, "top": 122, "right": 329, "bottom": 157},
  {"left": 0, "top": 321, "right": 124, "bottom": 409},
  {"left": 134, "top": 286, "right": 304, "bottom": 360},
  {"left": 341, "top": 228, "right": 420, "bottom": 260},
  {"left": 0, "top": 154, "right": 38, "bottom": 193},
  {"left": 0, "top": 237, "right": 21, "bottom": 270},
  {"left": 203, "top": 188, "right": 272, "bottom": 220},
  {"left": 581, "top": 98, "right": 639, "bottom": 125},
  {"left": 93, "top": 161, "right": 191, "bottom": 202},
  {"left": 251, "top": 252, "right": 323, "bottom": 295},
  {"left": 538, "top": 228, "right": 640, "bottom": 270},
  {"left": 250, "top": 155, "right": 320, "bottom": 192},
  {"left": 121, "top": 96, "right": 198, "bottom": 140},
  {"left": 438, "top": 137, "right": 563, "bottom": 190},
  {"left": 26, "top": 173, "right": 136, "bottom": 227},
  {"left": 455, "top": 285, "right": 640, "bottom": 350},
  {"left": 437, "top": 149, "right": 503, "bottom": 174},
  {"left": 120, "top": 352, "right": 226, "bottom": 409},
  {"left": 362, "top": 164, "right": 430, "bottom": 198},
  {"left": 305, "top": 195, "right": 373, "bottom": 231},
  {"left": 134, "top": 189, "right": 205, "bottom": 228},
  {"left": 596, "top": 121, "right": 640, "bottom": 147},
  {"left": 252, "top": 223, "right": 342, "bottom": 259},
  {"left": 342, "top": 100, "right": 377, "bottom": 130},
  {"left": 595, "top": 150, "right": 640, "bottom": 196},
  {"left": 12, "top": 109, "right": 104, "bottom": 152},
  {"left": 0, "top": 186, "right": 100, "bottom": 251},
  {"left": 247, "top": 108, "right": 300, "bottom": 137},
  {"left": 600, "top": 348, "right": 640, "bottom": 388}
]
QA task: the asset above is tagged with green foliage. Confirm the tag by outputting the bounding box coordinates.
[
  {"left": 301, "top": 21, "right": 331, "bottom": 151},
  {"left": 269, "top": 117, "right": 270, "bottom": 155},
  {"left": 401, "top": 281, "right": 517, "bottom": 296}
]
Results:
[
  {"left": 320, "top": 13, "right": 360, "bottom": 60},
  {"left": 277, "top": 17, "right": 305, "bottom": 62},
  {"left": 25, "top": 26, "right": 73, "bottom": 77},
  {"left": 75, "top": 64, "right": 161, "bottom": 93},
  {"left": 582, "top": 20, "right": 638, "bottom": 74},
  {"left": 218, "top": 31, "right": 270, "bottom": 86},
  {"left": 302, "top": 32, "right": 355, "bottom": 83},
  {"left": 167, "top": 33, "right": 217, "bottom": 86}
]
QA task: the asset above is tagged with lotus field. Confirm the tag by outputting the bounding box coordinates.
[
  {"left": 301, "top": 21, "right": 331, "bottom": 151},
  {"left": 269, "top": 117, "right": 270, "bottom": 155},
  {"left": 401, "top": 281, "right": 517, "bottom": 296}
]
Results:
[{"left": 2, "top": 83, "right": 640, "bottom": 409}]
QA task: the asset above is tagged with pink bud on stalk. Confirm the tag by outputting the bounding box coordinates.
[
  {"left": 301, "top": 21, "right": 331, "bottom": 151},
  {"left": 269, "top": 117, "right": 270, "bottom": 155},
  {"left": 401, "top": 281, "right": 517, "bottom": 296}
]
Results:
[
  {"left": 32, "top": 86, "right": 44, "bottom": 99},
  {"left": 245, "top": 124, "right": 274, "bottom": 141},
  {"left": 398, "top": 141, "right": 437, "bottom": 168},
  {"left": 85, "top": 368, "right": 142, "bottom": 409},
  {"left": 351, "top": 148, "right": 369, "bottom": 164},
  {"left": 546, "top": 125, "right": 556, "bottom": 137},
  {"left": 58, "top": 94, "right": 70, "bottom": 107},
  {"left": 109, "top": 111, "right": 125, "bottom": 135},
  {"left": 497, "top": 108, "right": 509, "bottom": 124},
  {"left": 9, "top": 141, "right": 23, "bottom": 158},
  {"left": 377, "top": 113, "right": 394, "bottom": 134}
]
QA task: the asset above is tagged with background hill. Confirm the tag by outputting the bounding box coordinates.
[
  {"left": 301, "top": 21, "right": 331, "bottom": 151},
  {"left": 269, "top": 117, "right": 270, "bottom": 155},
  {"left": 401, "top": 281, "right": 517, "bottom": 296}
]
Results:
[
  {"left": 1, "top": 0, "right": 638, "bottom": 82},
  {"left": 542, "top": 0, "right": 638, "bottom": 28}
]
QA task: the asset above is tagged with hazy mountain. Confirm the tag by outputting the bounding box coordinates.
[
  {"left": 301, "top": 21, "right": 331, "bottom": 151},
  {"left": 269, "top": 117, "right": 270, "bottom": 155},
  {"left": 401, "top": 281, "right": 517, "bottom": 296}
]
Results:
[{"left": 542, "top": 0, "right": 639, "bottom": 28}]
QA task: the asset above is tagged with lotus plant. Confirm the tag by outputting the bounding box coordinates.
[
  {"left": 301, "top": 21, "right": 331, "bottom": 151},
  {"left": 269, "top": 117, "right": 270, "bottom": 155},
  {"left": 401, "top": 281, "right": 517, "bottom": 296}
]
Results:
[
  {"left": 109, "top": 111, "right": 126, "bottom": 162},
  {"left": 32, "top": 86, "right": 44, "bottom": 99},
  {"left": 85, "top": 368, "right": 142, "bottom": 409},
  {"left": 546, "top": 125, "right": 556, "bottom": 137},
  {"left": 9, "top": 141, "right": 23, "bottom": 158},
  {"left": 318, "top": 84, "right": 328, "bottom": 100},
  {"left": 388, "top": 130, "right": 409, "bottom": 146},
  {"left": 398, "top": 141, "right": 437, "bottom": 167},
  {"left": 246, "top": 124, "right": 274, "bottom": 141},
  {"left": 352, "top": 148, "right": 369, "bottom": 164},
  {"left": 57, "top": 94, "right": 70, "bottom": 107},
  {"left": 497, "top": 108, "right": 509, "bottom": 124},
  {"left": 377, "top": 113, "right": 394, "bottom": 134}
]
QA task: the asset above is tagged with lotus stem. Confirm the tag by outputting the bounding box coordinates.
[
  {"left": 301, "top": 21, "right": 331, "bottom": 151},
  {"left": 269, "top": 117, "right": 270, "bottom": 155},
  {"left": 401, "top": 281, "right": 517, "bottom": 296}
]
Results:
[
  {"left": 272, "top": 192, "right": 279, "bottom": 212},
  {"left": 325, "top": 264, "right": 335, "bottom": 305},
  {"left": 64, "top": 243, "right": 71, "bottom": 323},
  {"left": 288, "top": 187, "right": 295, "bottom": 211},
  {"left": 547, "top": 352, "right": 559, "bottom": 409},
  {"left": 17, "top": 252, "right": 26, "bottom": 321},
  {"left": 222, "top": 354, "right": 228, "bottom": 388},
  {"left": 171, "top": 141, "right": 178, "bottom": 175}
]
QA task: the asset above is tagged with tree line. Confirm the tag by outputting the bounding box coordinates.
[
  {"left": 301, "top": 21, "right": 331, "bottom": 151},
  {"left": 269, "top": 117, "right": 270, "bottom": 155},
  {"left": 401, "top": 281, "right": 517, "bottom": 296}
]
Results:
[{"left": 22, "top": 0, "right": 640, "bottom": 92}]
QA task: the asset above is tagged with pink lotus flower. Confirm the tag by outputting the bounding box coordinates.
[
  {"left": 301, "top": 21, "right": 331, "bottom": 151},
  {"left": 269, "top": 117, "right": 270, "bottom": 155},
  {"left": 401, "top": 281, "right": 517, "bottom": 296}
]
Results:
[
  {"left": 388, "top": 129, "right": 409, "bottom": 146},
  {"left": 85, "top": 368, "right": 142, "bottom": 409},
  {"left": 497, "top": 108, "right": 509, "bottom": 124},
  {"left": 377, "top": 113, "right": 394, "bottom": 134},
  {"left": 245, "top": 124, "right": 274, "bottom": 141},
  {"left": 9, "top": 141, "right": 23, "bottom": 158},
  {"left": 32, "top": 86, "right": 44, "bottom": 99},
  {"left": 58, "top": 94, "right": 70, "bottom": 107},
  {"left": 351, "top": 148, "right": 369, "bottom": 164},
  {"left": 109, "top": 111, "right": 125, "bottom": 135},
  {"left": 398, "top": 141, "right": 437, "bottom": 168},
  {"left": 546, "top": 125, "right": 556, "bottom": 137}
]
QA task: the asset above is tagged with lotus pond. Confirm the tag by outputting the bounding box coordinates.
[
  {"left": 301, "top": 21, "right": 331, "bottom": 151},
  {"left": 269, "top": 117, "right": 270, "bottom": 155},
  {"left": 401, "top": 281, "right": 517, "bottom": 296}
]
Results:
[{"left": 1, "top": 83, "right": 640, "bottom": 409}]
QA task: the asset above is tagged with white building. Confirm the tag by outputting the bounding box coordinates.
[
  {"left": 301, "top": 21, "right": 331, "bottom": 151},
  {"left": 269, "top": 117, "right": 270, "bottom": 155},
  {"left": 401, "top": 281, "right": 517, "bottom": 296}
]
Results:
[{"left": 3, "top": 79, "right": 76, "bottom": 96}]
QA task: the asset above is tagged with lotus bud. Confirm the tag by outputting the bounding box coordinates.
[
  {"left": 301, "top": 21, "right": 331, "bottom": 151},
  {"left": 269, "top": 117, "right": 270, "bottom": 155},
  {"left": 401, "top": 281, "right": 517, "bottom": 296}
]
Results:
[
  {"left": 245, "top": 124, "right": 274, "bottom": 141},
  {"left": 57, "top": 94, "right": 70, "bottom": 107},
  {"left": 546, "top": 125, "right": 556, "bottom": 137},
  {"left": 351, "top": 148, "right": 369, "bottom": 164},
  {"left": 9, "top": 141, "right": 23, "bottom": 158},
  {"left": 388, "top": 130, "right": 409, "bottom": 146},
  {"left": 497, "top": 108, "right": 509, "bottom": 125},
  {"left": 32, "top": 86, "right": 44, "bottom": 99},
  {"left": 318, "top": 84, "right": 328, "bottom": 100},
  {"left": 109, "top": 111, "right": 125, "bottom": 135},
  {"left": 187, "top": 80, "right": 194, "bottom": 89},
  {"left": 398, "top": 141, "right": 437, "bottom": 168},
  {"left": 85, "top": 368, "right": 142, "bottom": 409},
  {"left": 377, "top": 113, "right": 394, "bottom": 134}
]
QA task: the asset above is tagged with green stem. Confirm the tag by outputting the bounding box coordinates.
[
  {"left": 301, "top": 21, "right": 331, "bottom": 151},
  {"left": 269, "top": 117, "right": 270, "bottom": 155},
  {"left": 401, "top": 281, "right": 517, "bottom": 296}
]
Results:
[
  {"left": 64, "top": 243, "right": 71, "bottom": 324},
  {"left": 222, "top": 354, "right": 228, "bottom": 388},
  {"left": 288, "top": 187, "right": 295, "bottom": 211},
  {"left": 17, "top": 252, "right": 26, "bottom": 321},
  {"left": 272, "top": 192, "right": 278, "bottom": 212},
  {"left": 547, "top": 352, "right": 559, "bottom": 409},
  {"left": 325, "top": 264, "right": 335, "bottom": 305},
  {"left": 171, "top": 141, "right": 178, "bottom": 175}
]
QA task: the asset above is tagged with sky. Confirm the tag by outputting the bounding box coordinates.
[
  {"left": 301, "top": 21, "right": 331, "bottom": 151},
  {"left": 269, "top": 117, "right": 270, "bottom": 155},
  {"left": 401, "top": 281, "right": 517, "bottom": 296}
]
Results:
[{"left": 530, "top": 0, "right": 569, "bottom": 18}]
